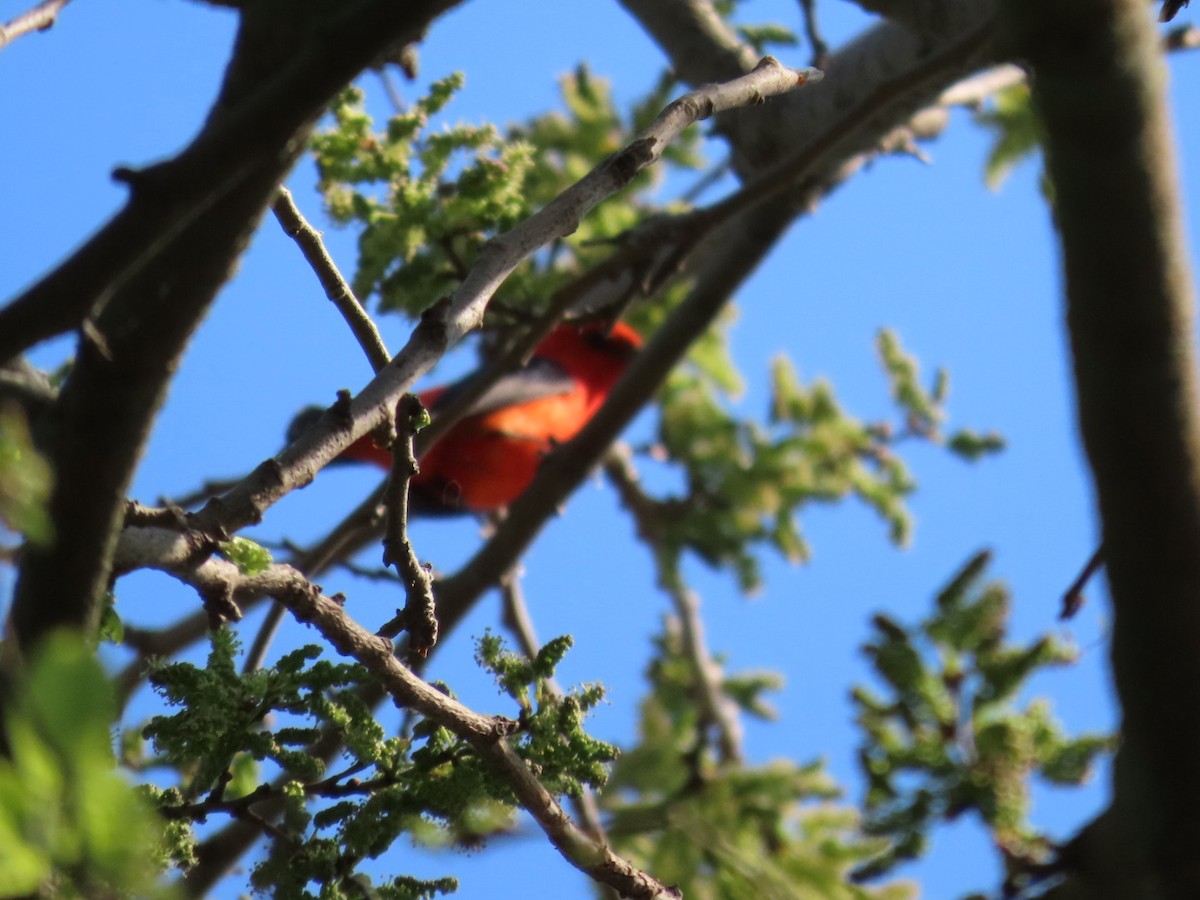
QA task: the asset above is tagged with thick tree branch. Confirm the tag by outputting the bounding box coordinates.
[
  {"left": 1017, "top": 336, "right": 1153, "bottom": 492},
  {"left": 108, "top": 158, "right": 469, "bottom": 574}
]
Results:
[
  {"left": 0, "top": 1, "right": 458, "bottom": 366},
  {"left": 620, "top": 0, "right": 997, "bottom": 182},
  {"left": 617, "top": 0, "right": 759, "bottom": 85},
  {"left": 7, "top": 0, "right": 460, "bottom": 652},
  {"left": 1004, "top": 0, "right": 1200, "bottom": 894},
  {"left": 282, "top": 586, "right": 679, "bottom": 899},
  {"left": 119, "top": 526, "right": 514, "bottom": 736}
]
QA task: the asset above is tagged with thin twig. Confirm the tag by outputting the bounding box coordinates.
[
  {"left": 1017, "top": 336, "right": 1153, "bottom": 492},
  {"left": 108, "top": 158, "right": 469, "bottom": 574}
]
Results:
[
  {"left": 378, "top": 394, "right": 438, "bottom": 654},
  {"left": 1060, "top": 545, "right": 1105, "bottom": 620},
  {"left": 377, "top": 67, "right": 407, "bottom": 113},
  {"left": 330, "top": 558, "right": 403, "bottom": 583},
  {"left": 272, "top": 187, "right": 391, "bottom": 373},
  {"left": 499, "top": 573, "right": 542, "bottom": 663},
  {"left": 164, "top": 476, "right": 246, "bottom": 511},
  {"left": 162, "top": 767, "right": 389, "bottom": 822},
  {"left": 0, "top": 0, "right": 71, "bottom": 50},
  {"left": 680, "top": 157, "right": 733, "bottom": 204},
  {"left": 797, "top": 0, "right": 830, "bottom": 67}
]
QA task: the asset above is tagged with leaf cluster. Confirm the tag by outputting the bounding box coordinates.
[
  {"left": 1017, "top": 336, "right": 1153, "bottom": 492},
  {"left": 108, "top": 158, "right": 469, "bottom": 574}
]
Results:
[
  {"left": 139, "top": 628, "right": 618, "bottom": 897},
  {"left": 645, "top": 328, "right": 1004, "bottom": 591},
  {"left": 311, "top": 67, "right": 700, "bottom": 323},
  {"left": 475, "top": 632, "right": 618, "bottom": 798},
  {"left": 0, "top": 633, "right": 173, "bottom": 898},
  {"left": 605, "top": 625, "right": 914, "bottom": 900},
  {"left": 851, "top": 551, "right": 1113, "bottom": 889}
]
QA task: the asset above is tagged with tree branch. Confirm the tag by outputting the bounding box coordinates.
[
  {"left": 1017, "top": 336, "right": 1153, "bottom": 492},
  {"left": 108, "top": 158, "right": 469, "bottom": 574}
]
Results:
[
  {"left": 1005, "top": 0, "right": 1200, "bottom": 892},
  {"left": 272, "top": 187, "right": 391, "bottom": 373},
  {"left": 121, "top": 481, "right": 389, "bottom": 694},
  {"left": 378, "top": 394, "right": 438, "bottom": 654},
  {"left": 797, "top": 0, "right": 831, "bottom": 67},
  {"left": 0, "top": 0, "right": 71, "bottom": 51},
  {"left": 0, "top": 0, "right": 459, "bottom": 366},
  {"left": 620, "top": 0, "right": 997, "bottom": 182}
]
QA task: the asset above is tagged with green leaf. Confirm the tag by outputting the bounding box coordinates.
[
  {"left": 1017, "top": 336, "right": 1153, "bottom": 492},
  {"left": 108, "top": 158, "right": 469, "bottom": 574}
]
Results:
[
  {"left": 0, "top": 403, "right": 54, "bottom": 544},
  {"left": 977, "top": 83, "right": 1043, "bottom": 191},
  {"left": 218, "top": 536, "right": 273, "bottom": 575},
  {"left": 851, "top": 554, "right": 1113, "bottom": 884},
  {"left": 947, "top": 429, "right": 1006, "bottom": 461},
  {"left": 98, "top": 593, "right": 125, "bottom": 645},
  {"left": 736, "top": 23, "right": 799, "bottom": 54},
  {"left": 0, "top": 632, "right": 170, "bottom": 896}
]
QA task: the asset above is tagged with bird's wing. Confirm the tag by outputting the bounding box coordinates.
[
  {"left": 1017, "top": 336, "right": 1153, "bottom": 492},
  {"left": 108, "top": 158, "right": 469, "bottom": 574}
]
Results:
[{"left": 424, "top": 357, "right": 576, "bottom": 420}]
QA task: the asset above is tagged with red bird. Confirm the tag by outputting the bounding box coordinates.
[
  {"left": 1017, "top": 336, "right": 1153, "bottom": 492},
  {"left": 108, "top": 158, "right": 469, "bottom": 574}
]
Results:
[{"left": 291, "top": 321, "right": 642, "bottom": 514}]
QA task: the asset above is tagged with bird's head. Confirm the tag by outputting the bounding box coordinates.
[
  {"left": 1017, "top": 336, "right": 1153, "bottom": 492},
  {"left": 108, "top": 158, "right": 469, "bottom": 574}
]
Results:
[{"left": 532, "top": 320, "right": 642, "bottom": 388}]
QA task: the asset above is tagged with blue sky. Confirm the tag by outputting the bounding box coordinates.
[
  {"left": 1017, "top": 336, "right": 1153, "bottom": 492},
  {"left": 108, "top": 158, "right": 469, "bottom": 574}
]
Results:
[{"left": 3, "top": 0, "right": 1199, "bottom": 896}]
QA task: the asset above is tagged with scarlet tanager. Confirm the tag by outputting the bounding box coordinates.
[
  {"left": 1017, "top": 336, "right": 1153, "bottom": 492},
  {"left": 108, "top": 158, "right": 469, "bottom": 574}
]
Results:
[{"left": 290, "top": 321, "right": 642, "bottom": 514}]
